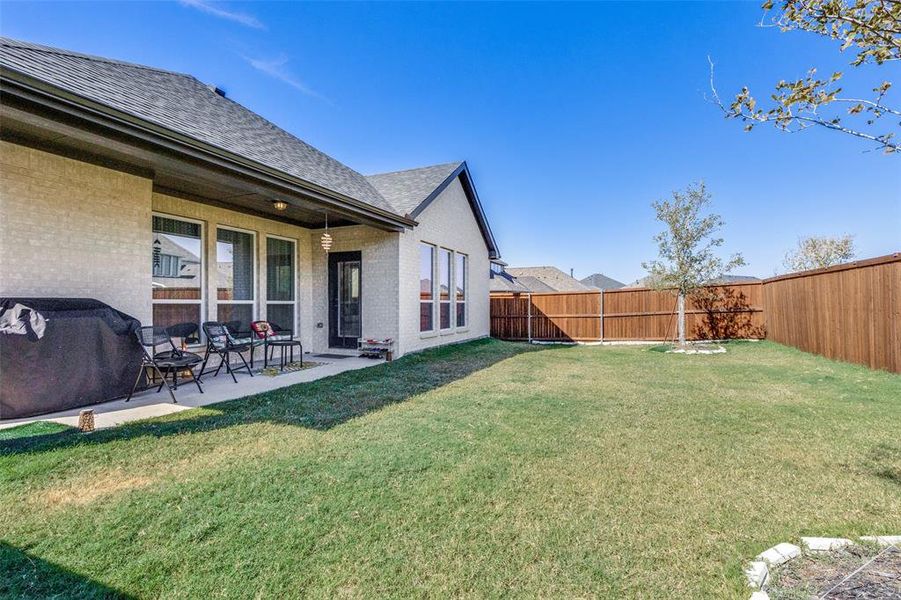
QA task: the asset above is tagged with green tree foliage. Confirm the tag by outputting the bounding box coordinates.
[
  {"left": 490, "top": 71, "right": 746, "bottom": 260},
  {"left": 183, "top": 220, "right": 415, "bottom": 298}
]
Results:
[
  {"left": 642, "top": 182, "right": 745, "bottom": 345},
  {"left": 783, "top": 234, "right": 856, "bottom": 272},
  {"left": 710, "top": 0, "right": 900, "bottom": 153}
]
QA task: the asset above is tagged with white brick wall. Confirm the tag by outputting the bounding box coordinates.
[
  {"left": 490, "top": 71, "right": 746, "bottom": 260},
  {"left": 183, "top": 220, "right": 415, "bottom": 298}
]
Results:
[
  {"left": 397, "top": 177, "right": 491, "bottom": 356},
  {"left": 1, "top": 141, "right": 491, "bottom": 361},
  {"left": 0, "top": 141, "right": 153, "bottom": 321},
  {"left": 308, "top": 225, "right": 400, "bottom": 352}
]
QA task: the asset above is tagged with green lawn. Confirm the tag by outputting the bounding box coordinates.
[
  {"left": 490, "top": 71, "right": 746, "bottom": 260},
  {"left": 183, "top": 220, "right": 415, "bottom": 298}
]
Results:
[
  {"left": 0, "top": 421, "right": 73, "bottom": 442},
  {"left": 1, "top": 340, "right": 899, "bottom": 599}
]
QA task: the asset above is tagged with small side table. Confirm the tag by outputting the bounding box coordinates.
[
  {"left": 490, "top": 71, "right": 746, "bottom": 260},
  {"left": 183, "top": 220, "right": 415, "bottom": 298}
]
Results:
[{"left": 265, "top": 338, "right": 303, "bottom": 370}]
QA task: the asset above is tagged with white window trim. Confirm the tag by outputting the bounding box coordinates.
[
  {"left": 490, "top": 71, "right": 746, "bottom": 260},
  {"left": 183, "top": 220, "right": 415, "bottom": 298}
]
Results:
[
  {"left": 265, "top": 234, "right": 298, "bottom": 339},
  {"left": 216, "top": 225, "right": 258, "bottom": 325},
  {"left": 151, "top": 212, "right": 205, "bottom": 343},
  {"left": 438, "top": 247, "right": 453, "bottom": 332},
  {"left": 455, "top": 252, "right": 468, "bottom": 331},
  {"left": 420, "top": 242, "right": 436, "bottom": 334}
]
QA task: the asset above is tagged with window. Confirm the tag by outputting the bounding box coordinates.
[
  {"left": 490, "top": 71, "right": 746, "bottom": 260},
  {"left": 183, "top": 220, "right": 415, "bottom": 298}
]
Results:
[
  {"left": 439, "top": 248, "right": 452, "bottom": 330},
  {"left": 420, "top": 244, "right": 434, "bottom": 332},
  {"left": 152, "top": 215, "right": 203, "bottom": 344},
  {"left": 217, "top": 227, "right": 255, "bottom": 334},
  {"left": 266, "top": 236, "right": 295, "bottom": 335},
  {"left": 456, "top": 253, "right": 467, "bottom": 327},
  {"left": 337, "top": 259, "right": 362, "bottom": 338},
  {"left": 153, "top": 254, "right": 181, "bottom": 278}
]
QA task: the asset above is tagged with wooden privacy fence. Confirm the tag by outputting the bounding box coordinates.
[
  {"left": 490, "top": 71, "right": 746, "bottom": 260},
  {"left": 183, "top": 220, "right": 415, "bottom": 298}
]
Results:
[
  {"left": 490, "top": 253, "right": 900, "bottom": 373},
  {"left": 763, "top": 254, "right": 899, "bottom": 373},
  {"left": 491, "top": 283, "right": 764, "bottom": 343}
]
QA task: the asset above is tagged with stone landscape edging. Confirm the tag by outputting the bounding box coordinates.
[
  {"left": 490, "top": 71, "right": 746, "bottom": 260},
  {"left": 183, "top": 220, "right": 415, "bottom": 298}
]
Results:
[{"left": 743, "top": 534, "right": 901, "bottom": 600}]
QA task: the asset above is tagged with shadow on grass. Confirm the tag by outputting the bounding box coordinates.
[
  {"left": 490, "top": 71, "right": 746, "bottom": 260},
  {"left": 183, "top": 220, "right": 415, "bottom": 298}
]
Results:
[
  {"left": 0, "top": 542, "right": 135, "bottom": 599},
  {"left": 866, "top": 443, "right": 901, "bottom": 487},
  {"left": 0, "top": 339, "right": 543, "bottom": 457}
]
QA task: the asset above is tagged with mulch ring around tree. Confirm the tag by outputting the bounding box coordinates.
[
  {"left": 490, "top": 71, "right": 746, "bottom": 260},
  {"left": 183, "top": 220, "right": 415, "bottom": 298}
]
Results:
[{"left": 768, "top": 544, "right": 900, "bottom": 599}]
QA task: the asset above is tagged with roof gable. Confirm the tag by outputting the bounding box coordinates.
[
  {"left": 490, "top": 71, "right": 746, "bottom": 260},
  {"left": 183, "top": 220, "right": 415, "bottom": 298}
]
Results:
[
  {"left": 367, "top": 162, "right": 499, "bottom": 259},
  {"left": 0, "top": 37, "right": 395, "bottom": 214},
  {"left": 366, "top": 162, "right": 461, "bottom": 217}
]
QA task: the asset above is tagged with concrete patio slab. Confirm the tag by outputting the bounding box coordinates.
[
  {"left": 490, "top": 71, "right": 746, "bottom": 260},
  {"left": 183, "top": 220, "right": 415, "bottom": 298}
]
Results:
[{"left": 0, "top": 353, "right": 384, "bottom": 431}]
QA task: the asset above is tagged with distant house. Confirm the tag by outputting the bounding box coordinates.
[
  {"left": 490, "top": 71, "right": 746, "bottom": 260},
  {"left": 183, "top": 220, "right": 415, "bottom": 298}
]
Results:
[
  {"left": 580, "top": 273, "right": 625, "bottom": 290},
  {"left": 490, "top": 265, "right": 592, "bottom": 293},
  {"left": 625, "top": 274, "right": 761, "bottom": 288}
]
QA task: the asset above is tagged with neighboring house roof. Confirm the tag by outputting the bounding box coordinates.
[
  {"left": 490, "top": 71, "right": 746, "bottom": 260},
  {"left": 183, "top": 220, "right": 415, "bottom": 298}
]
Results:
[
  {"left": 367, "top": 161, "right": 500, "bottom": 259},
  {"left": 708, "top": 275, "right": 762, "bottom": 284},
  {"left": 505, "top": 266, "right": 593, "bottom": 292},
  {"left": 625, "top": 273, "right": 761, "bottom": 288},
  {"left": 580, "top": 273, "right": 625, "bottom": 290},
  {"left": 0, "top": 37, "right": 394, "bottom": 214},
  {"left": 489, "top": 271, "right": 532, "bottom": 293},
  {"left": 512, "top": 276, "right": 556, "bottom": 292}
]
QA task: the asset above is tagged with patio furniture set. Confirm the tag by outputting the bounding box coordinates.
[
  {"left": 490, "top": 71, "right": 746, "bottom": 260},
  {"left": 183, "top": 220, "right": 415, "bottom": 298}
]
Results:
[{"left": 125, "top": 320, "right": 302, "bottom": 403}]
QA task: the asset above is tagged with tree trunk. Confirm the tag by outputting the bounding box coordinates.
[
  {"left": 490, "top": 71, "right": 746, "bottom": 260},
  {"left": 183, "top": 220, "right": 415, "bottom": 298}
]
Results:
[{"left": 677, "top": 292, "right": 686, "bottom": 346}]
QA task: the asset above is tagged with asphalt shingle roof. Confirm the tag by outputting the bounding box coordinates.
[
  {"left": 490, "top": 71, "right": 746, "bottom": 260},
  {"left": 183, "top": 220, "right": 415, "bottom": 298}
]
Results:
[
  {"left": 580, "top": 273, "right": 626, "bottom": 290},
  {"left": 0, "top": 37, "right": 396, "bottom": 214},
  {"left": 505, "top": 267, "right": 593, "bottom": 292},
  {"left": 489, "top": 272, "right": 531, "bottom": 293},
  {"left": 366, "top": 162, "right": 463, "bottom": 217}
]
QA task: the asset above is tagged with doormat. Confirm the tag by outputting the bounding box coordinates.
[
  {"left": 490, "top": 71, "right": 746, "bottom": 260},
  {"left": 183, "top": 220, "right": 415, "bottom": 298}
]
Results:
[
  {"left": 256, "top": 361, "right": 324, "bottom": 377},
  {"left": 311, "top": 354, "right": 355, "bottom": 359}
]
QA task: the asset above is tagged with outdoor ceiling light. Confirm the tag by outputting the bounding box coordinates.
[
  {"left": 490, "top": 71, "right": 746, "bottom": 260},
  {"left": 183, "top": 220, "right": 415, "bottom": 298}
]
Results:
[{"left": 272, "top": 200, "right": 288, "bottom": 211}]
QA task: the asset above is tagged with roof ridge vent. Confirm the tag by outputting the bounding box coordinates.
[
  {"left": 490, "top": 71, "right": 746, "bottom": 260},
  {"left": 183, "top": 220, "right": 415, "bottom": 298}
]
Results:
[{"left": 207, "top": 84, "right": 227, "bottom": 98}]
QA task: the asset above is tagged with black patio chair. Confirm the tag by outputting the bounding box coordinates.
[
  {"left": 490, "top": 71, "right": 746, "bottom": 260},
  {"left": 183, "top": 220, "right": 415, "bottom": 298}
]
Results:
[
  {"left": 199, "top": 321, "right": 255, "bottom": 383},
  {"left": 165, "top": 322, "right": 200, "bottom": 345},
  {"left": 126, "top": 326, "right": 204, "bottom": 403}
]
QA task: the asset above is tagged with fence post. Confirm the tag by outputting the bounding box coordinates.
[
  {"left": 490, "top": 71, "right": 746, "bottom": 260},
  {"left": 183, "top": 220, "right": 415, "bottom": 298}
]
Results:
[
  {"left": 527, "top": 293, "right": 532, "bottom": 343},
  {"left": 599, "top": 289, "right": 604, "bottom": 342}
]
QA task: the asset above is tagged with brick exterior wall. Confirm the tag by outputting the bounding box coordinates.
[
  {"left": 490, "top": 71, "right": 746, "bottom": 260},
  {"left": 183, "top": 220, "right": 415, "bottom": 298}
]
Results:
[
  {"left": 308, "top": 225, "right": 400, "bottom": 351},
  {"left": 1, "top": 141, "right": 491, "bottom": 361},
  {"left": 0, "top": 141, "right": 153, "bottom": 321},
  {"left": 397, "top": 177, "right": 491, "bottom": 356}
]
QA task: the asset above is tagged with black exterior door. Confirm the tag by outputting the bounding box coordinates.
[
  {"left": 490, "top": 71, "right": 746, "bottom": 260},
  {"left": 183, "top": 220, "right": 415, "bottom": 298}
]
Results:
[{"left": 328, "top": 251, "right": 362, "bottom": 348}]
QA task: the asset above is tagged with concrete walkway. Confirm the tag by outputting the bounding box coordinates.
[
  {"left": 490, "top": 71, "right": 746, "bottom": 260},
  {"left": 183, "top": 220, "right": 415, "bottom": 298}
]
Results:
[{"left": 0, "top": 353, "right": 384, "bottom": 431}]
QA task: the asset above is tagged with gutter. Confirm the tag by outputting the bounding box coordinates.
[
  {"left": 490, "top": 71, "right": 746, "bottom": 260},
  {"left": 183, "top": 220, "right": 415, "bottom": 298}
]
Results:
[{"left": 0, "top": 66, "right": 417, "bottom": 231}]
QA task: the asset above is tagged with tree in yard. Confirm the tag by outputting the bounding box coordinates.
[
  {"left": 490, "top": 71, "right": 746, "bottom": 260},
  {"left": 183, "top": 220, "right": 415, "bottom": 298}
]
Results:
[
  {"left": 642, "top": 182, "right": 746, "bottom": 346},
  {"left": 783, "top": 234, "right": 856, "bottom": 272},
  {"left": 709, "top": 0, "right": 900, "bottom": 154}
]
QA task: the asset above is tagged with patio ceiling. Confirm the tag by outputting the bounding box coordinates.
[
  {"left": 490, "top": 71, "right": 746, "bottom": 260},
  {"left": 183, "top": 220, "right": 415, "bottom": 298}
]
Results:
[{"left": 0, "top": 75, "right": 414, "bottom": 232}]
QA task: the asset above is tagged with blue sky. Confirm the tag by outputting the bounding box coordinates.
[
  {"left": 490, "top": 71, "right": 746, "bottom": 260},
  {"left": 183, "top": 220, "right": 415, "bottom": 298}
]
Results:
[{"left": 3, "top": 1, "right": 898, "bottom": 282}]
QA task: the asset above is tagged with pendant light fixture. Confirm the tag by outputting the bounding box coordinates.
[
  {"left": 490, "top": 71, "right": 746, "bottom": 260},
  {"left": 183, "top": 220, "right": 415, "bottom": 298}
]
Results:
[{"left": 320, "top": 211, "right": 332, "bottom": 252}]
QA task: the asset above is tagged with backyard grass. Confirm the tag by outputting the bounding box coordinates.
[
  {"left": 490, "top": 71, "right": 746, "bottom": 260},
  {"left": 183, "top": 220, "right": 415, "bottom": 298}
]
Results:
[
  {"left": 1, "top": 339, "right": 899, "bottom": 598},
  {"left": 0, "top": 421, "right": 73, "bottom": 442}
]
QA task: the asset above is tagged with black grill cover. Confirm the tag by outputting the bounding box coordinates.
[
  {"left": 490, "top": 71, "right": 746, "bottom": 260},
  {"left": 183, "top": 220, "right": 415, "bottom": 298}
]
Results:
[{"left": 0, "top": 298, "right": 143, "bottom": 419}]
